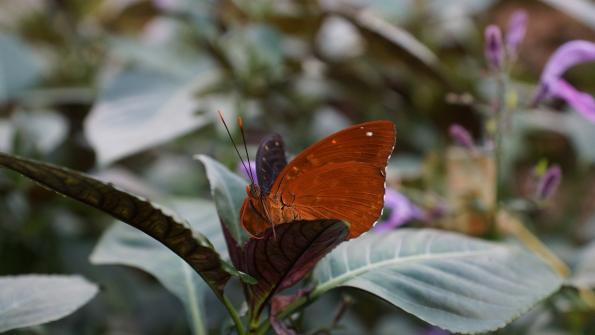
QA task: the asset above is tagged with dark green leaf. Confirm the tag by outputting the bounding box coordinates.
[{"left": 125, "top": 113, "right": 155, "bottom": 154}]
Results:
[
  {"left": 90, "top": 198, "right": 223, "bottom": 335},
  {"left": 0, "top": 152, "right": 231, "bottom": 295}
]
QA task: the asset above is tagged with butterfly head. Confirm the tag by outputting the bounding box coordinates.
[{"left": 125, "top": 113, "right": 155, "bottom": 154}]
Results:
[{"left": 247, "top": 183, "right": 261, "bottom": 199}]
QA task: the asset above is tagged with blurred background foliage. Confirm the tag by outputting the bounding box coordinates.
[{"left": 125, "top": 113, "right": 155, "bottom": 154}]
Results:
[{"left": 0, "top": 0, "right": 594, "bottom": 334}]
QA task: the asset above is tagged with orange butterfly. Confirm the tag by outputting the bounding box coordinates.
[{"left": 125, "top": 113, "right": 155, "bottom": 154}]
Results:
[{"left": 238, "top": 121, "right": 396, "bottom": 239}]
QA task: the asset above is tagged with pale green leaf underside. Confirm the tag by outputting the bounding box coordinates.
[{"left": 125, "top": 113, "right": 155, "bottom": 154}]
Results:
[
  {"left": 195, "top": 154, "right": 248, "bottom": 245},
  {"left": 84, "top": 68, "right": 216, "bottom": 166},
  {"left": 0, "top": 275, "right": 98, "bottom": 332},
  {"left": 313, "top": 229, "right": 562, "bottom": 334}
]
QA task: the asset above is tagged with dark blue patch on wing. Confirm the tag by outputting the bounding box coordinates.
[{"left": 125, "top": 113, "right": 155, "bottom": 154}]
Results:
[{"left": 256, "top": 133, "right": 287, "bottom": 195}]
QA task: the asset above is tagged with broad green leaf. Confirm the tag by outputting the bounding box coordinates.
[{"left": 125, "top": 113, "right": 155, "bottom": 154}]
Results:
[
  {"left": 241, "top": 220, "right": 348, "bottom": 317},
  {"left": 313, "top": 229, "right": 562, "bottom": 333},
  {"left": 540, "top": 0, "right": 595, "bottom": 30},
  {"left": 0, "top": 275, "right": 98, "bottom": 332},
  {"left": 0, "top": 34, "right": 42, "bottom": 103},
  {"left": 91, "top": 198, "right": 221, "bottom": 335},
  {"left": 195, "top": 155, "right": 249, "bottom": 245},
  {"left": 0, "top": 152, "right": 231, "bottom": 295},
  {"left": 84, "top": 67, "right": 217, "bottom": 166}
]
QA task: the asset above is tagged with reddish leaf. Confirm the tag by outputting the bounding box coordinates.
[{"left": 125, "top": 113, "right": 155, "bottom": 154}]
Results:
[{"left": 240, "top": 220, "right": 348, "bottom": 317}]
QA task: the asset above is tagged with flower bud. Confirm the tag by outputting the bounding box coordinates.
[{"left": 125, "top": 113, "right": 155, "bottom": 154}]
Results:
[
  {"left": 485, "top": 25, "right": 504, "bottom": 70},
  {"left": 449, "top": 124, "right": 474, "bottom": 150},
  {"left": 506, "top": 9, "right": 528, "bottom": 56},
  {"left": 536, "top": 164, "right": 561, "bottom": 201}
]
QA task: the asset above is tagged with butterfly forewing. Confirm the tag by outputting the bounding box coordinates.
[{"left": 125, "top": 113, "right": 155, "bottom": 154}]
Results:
[
  {"left": 255, "top": 133, "right": 288, "bottom": 195},
  {"left": 270, "top": 121, "right": 395, "bottom": 197}
]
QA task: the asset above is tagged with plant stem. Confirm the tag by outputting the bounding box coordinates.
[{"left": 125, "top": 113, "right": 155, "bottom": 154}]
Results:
[
  {"left": 493, "top": 71, "right": 507, "bottom": 222},
  {"left": 497, "top": 211, "right": 570, "bottom": 278},
  {"left": 254, "top": 286, "right": 329, "bottom": 335},
  {"left": 222, "top": 295, "right": 246, "bottom": 335}
]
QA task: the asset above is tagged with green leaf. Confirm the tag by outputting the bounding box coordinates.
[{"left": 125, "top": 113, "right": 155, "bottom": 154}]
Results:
[
  {"left": 241, "top": 220, "right": 348, "bottom": 317},
  {"left": 0, "top": 152, "right": 231, "bottom": 295},
  {"left": 90, "top": 198, "right": 221, "bottom": 335},
  {"left": 195, "top": 155, "right": 249, "bottom": 245},
  {"left": 540, "top": 0, "right": 595, "bottom": 30},
  {"left": 84, "top": 67, "right": 217, "bottom": 166},
  {"left": 0, "top": 34, "right": 43, "bottom": 103},
  {"left": 0, "top": 275, "right": 98, "bottom": 332},
  {"left": 313, "top": 229, "right": 562, "bottom": 333}
]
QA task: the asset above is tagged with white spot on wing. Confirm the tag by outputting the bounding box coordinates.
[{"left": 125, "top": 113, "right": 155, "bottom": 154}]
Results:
[{"left": 366, "top": 131, "right": 373, "bottom": 136}]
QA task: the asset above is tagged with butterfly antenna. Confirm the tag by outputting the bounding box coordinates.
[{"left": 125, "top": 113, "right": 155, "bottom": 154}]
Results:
[
  {"left": 218, "top": 111, "right": 254, "bottom": 185},
  {"left": 237, "top": 116, "right": 256, "bottom": 184}
]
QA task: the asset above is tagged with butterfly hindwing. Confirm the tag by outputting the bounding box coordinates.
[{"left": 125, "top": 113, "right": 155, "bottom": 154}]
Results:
[{"left": 256, "top": 133, "right": 287, "bottom": 195}]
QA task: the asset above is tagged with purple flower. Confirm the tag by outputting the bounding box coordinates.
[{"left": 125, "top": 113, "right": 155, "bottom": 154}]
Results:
[
  {"left": 448, "top": 124, "right": 474, "bottom": 150},
  {"left": 237, "top": 160, "right": 257, "bottom": 185},
  {"left": 536, "top": 164, "right": 562, "bottom": 201},
  {"left": 375, "top": 189, "right": 424, "bottom": 232},
  {"left": 533, "top": 40, "right": 595, "bottom": 123},
  {"left": 506, "top": 9, "right": 528, "bottom": 56},
  {"left": 485, "top": 25, "right": 504, "bottom": 70}
]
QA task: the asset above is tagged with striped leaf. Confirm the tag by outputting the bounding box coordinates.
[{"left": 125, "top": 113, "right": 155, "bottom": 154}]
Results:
[
  {"left": 0, "top": 152, "right": 231, "bottom": 295},
  {"left": 241, "top": 220, "right": 348, "bottom": 317}
]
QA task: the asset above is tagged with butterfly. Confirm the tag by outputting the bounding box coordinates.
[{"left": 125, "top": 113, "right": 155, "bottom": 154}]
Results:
[{"left": 238, "top": 120, "right": 396, "bottom": 239}]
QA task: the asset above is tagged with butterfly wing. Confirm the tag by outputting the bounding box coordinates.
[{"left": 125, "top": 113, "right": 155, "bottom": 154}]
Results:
[
  {"left": 255, "top": 133, "right": 287, "bottom": 195},
  {"left": 246, "top": 120, "right": 396, "bottom": 239},
  {"left": 278, "top": 161, "right": 387, "bottom": 238}
]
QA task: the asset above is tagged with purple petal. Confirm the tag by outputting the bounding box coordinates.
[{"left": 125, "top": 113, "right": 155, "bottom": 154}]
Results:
[
  {"left": 484, "top": 25, "right": 504, "bottom": 70},
  {"left": 237, "top": 160, "right": 257, "bottom": 185},
  {"left": 541, "top": 40, "right": 595, "bottom": 84},
  {"left": 534, "top": 40, "right": 595, "bottom": 122},
  {"left": 448, "top": 124, "right": 474, "bottom": 149},
  {"left": 536, "top": 164, "right": 562, "bottom": 201},
  {"left": 551, "top": 79, "right": 595, "bottom": 122},
  {"left": 506, "top": 9, "right": 528, "bottom": 54},
  {"left": 375, "top": 189, "right": 423, "bottom": 232}
]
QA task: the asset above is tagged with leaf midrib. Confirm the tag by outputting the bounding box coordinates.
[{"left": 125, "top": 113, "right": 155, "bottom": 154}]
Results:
[{"left": 315, "top": 247, "right": 504, "bottom": 294}]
